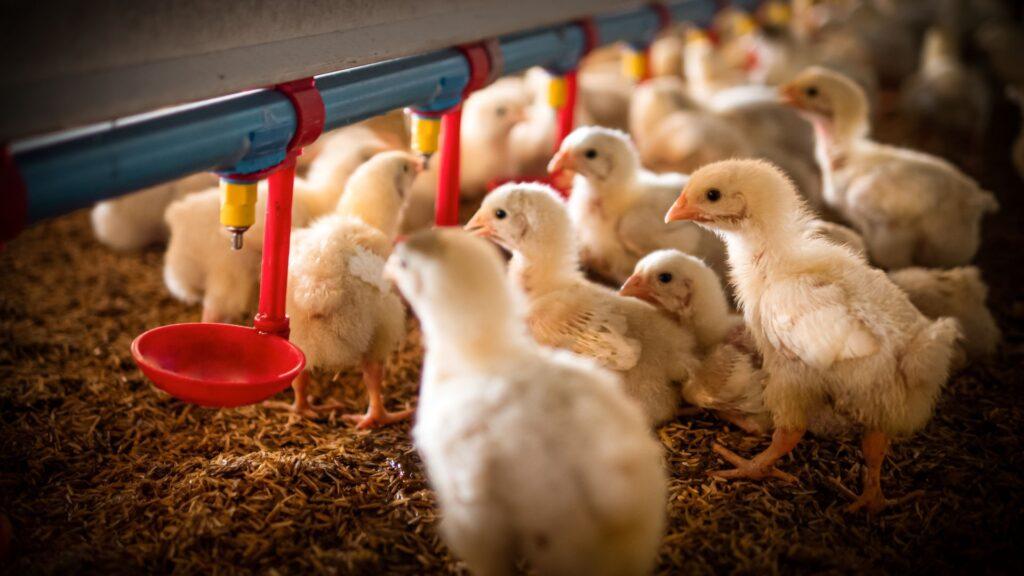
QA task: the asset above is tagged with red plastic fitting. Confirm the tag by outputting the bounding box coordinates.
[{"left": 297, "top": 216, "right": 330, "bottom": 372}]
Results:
[
  {"left": 650, "top": 2, "right": 673, "bottom": 33},
  {"left": 435, "top": 41, "right": 499, "bottom": 227},
  {"left": 0, "top": 145, "right": 27, "bottom": 246}
]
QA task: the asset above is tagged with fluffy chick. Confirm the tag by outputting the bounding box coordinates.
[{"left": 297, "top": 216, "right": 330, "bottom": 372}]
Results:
[
  {"left": 92, "top": 172, "right": 217, "bottom": 252},
  {"left": 267, "top": 151, "right": 421, "bottom": 427},
  {"left": 163, "top": 183, "right": 312, "bottom": 323},
  {"left": 550, "top": 126, "right": 726, "bottom": 284},
  {"left": 783, "top": 66, "right": 998, "bottom": 270},
  {"left": 621, "top": 250, "right": 771, "bottom": 435},
  {"left": 298, "top": 124, "right": 399, "bottom": 217},
  {"left": 667, "top": 159, "right": 960, "bottom": 513},
  {"left": 466, "top": 183, "right": 699, "bottom": 426},
  {"left": 389, "top": 229, "right": 666, "bottom": 576}
]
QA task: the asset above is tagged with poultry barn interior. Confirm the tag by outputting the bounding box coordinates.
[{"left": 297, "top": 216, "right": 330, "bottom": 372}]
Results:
[{"left": 2, "top": 0, "right": 1024, "bottom": 573}]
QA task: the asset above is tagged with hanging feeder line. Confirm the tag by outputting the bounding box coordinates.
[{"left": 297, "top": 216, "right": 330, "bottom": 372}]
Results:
[{"left": 0, "top": 0, "right": 759, "bottom": 243}]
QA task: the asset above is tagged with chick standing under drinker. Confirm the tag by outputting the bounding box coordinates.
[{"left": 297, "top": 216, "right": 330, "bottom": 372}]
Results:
[
  {"left": 388, "top": 229, "right": 666, "bottom": 576},
  {"left": 666, "top": 159, "right": 960, "bottom": 513},
  {"left": 466, "top": 183, "right": 699, "bottom": 426},
  {"left": 264, "top": 152, "right": 422, "bottom": 427},
  {"left": 781, "top": 66, "right": 999, "bottom": 270},
  {"left": 550, "top": 126, "right": 726, "bottom": 284}
]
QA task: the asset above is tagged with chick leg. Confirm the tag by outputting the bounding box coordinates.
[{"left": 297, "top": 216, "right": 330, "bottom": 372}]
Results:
[
  {"left": 709, "top": 427, "right": 804, "bottom": 483},
  {"left": 342, "top": 361, "right": 414, "bottom": 430},
  {"left": 263, "top": 370, "right": 319, "bottom": 419},
  {"left": 845, "top": 430, "right": 924, "bottom": 514}
]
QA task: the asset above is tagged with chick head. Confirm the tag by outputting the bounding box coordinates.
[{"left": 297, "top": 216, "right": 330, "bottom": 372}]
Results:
[
  {"left": 462, "top": 82, "right": 530, "bottom": 141},
  {"left": 779, "top": 66, "right": 866, "bottom": 124},
  {"left": 337, "top": 150, "right": 423, "bottom": 236},
  {"left": 548, "top": 126, "right": 639, "bottom": 185},
  {"left": 666, "top": 158, "right": 804, "bottom": 232},
  {"left": 465, "top": 182, "right": 570, "bottom": 255},
  {"left": 386, "top": 228, "right": 513, "bottom": 325},
  {"left": 621, "top": 249, "right": 702, "bottom": 319}
]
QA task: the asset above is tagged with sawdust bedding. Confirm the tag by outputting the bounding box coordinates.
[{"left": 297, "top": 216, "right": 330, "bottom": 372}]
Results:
[{"left": 2, "top": 106, "right": 1023, "bottom": 575}]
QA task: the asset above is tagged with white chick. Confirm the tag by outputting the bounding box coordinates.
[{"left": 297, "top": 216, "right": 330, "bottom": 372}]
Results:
[
  {"left": 666, "top": 159, "right": 960, "bottom": 513},
  {"left": 265, "top": 151, "right": 422, "bottom": 427},
  {"left": 629, "top": 77, "right": 753, "bottom": 175},
  {"left": 549, "top": 126, "right": 726, "bottom": 284},
  {"left": 298, "top": 124, "right": 399, "bottom": 217},
  {"left": 402, "top": 81, "right": 529, "bottom": 231},
  {"left": 466, "top": 183, "right": 699, "bottom": 426},
  {"left": 162, "top": 124, "right": 394, "bottom": 322},
  {"left": 683, "top": 29, "right": 750, "bottom": 103},
  {"left": 388, "top": 229, "right": 666, "bottom": 576},
  {"left": 889, "top": 266, "right": 1000, "bottom": 363},
  {"left": 92, "top": 172, "right": 217, "bottom": 252},
  {"left": 621, "top": 249, "right": 771, "bottom": 435},
  {"left": 782, "top": 67, "right": 998, "bottom": 270},
  {"left": 900, "top": 27, "right": 990, "bottom": 162},
  {"left": 163, "top": 184, "right": 312, "bottom": 323}
]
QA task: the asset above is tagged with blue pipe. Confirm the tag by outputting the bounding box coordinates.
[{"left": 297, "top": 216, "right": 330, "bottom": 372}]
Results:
[{"left": 6, "top": 0, "right": 736, "bottom": 230}]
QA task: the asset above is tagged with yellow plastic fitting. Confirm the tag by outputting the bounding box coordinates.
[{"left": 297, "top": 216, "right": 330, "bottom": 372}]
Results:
[
  {"left": 220, "top": 178, "right": 257, "bottom": 228},
  {"left": 411, "top": 114, "right": 441, "bottom": 156},
  {"left": 733, "top": 14, "right": 757, "bottom": 37},
  {"left": 622, "top": 48, "right": 648, "bottom": 82},
  {"left": 765, "top": 1, "right": 792, "bottom": 27},
  {"left": 547, "top": 75, "right": 568, "bottom": 109}
]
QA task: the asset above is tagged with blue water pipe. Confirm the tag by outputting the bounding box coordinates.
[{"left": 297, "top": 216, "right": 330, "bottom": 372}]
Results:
[{"left": 2, "top": 0, "right": 755, "bottom": 237}]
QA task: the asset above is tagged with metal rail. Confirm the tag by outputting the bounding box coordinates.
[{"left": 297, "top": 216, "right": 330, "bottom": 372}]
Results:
[{"left": 2, "top": 0, "right": 757, "bottom": 238}]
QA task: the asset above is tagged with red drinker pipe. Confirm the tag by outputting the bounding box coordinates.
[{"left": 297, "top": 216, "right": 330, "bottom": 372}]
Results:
[
  {"left": 253, "top": 160, "right": 297, "bottom": 338},
  {"left": 435, "top": 106, "right": 462, "bottom": 227}
]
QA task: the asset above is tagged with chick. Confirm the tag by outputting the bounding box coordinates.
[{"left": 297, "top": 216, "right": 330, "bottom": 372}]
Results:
[
  {"left": 163, "top": 184, "right": 312, "bottom": 323},
  {"left": 266, "top": 151, "right": 422, "bottom": 427},
  {"left": 621, "top": 250, "right": 771, "bottom": 435},
  {"left": 92, "top": 172, "right": 217, "bottom": 252},
  {"left": 667, "top": 159, "right": 960, "bottom": 513},
  {"left": 162, "top": 126, "right": 392, "bottom": 322},
  {"left": 889, "top": 266, "right": 1000, "bottom": 363},
  {"left": 782, "top": 66, "right": 998, "bottom": 270},
  {"left": 466, "top": 183, "right": 698, "bottom": 426},
  {"left": 388, "top": 229, "right": 666, "bottom": 576},
  {"left": 900, "top": 27, "right": 990, "bottom": 163},
  {"left": 549, "top": 126, "right": 726, "bottom": 284},
  {"left": 402, "top": 81, "right": 529, "bottom": 231}
]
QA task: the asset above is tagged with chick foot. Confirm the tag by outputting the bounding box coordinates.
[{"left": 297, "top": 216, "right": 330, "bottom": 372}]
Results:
[
  {"left": 263, "top": 371, "right": 320, "bottom": 420},
  {"left": 708, "top": 428, "right": 804, "bottom": 483},
  {"left": 341, "top": 360, "right": 414, "bottom": 430},
  {"left": 841, "top": 430, "right": 924, "bottom": 514}
]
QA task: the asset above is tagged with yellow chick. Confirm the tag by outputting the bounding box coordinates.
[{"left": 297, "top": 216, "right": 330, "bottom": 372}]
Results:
[
  {"left": 667, "top": 159, "right": 960, "bottom": 514},
  {"left": 91, "top": 172, "right": 217, "bottom": 252},
  {"left": 550, "top": 126, "right": 726, "bottom": 284},
  {"left": 782, "top": 67, "right": 998, "bottom": 270},
  {"left": 466, "top": 183, "right": 699, "bottom": 426},
  {"left": 265, "top": 151, "right": 422, "bottom": 427},
  {"left": 387, "top": 229, "right": 666, "bottom": 576}
]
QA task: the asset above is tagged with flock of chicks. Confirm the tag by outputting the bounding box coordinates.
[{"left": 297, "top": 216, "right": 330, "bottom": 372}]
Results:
[{"left": 86, "top": 0, "right": 1022, "bottom": 574}]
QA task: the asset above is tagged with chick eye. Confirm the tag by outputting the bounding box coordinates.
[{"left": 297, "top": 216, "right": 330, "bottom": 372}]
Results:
[
  {"left": 496, "top": 106, "right": 507, "bottom": 117},
  {"left": 403, "top": 164, "right": 410, "bottom": 173},
  {"left": 658, "top": 272, "right": 673, "bottom": 284},
  {"left": 495, "top": 208, "right": 507, "bottom": 220},
  {"left": 584, "top": 148, "right": 598, "bottom": 159},
  {"left": 805, "top": 86, "right": 818, "bottom": 98},
  {"left": 706, "top": 188, "right": 722, "bottom": 202}
]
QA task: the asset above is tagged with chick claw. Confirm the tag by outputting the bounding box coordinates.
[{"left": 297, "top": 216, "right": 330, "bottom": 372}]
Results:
[
  {"left": 342, "top": 407, "right": 414, "bottom": 430},
  {"left": 709, "top": 443, "right": 799, "bottom": 483},
  {"left": 842, "top": 484, "right": 925, "bottom": 515}
]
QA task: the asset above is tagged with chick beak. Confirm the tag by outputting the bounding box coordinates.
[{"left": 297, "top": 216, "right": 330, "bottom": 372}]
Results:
[
  {"left": 666, "top": 193, "right": 705, "bottom": 223},
  {"left": 778, "top": 84, "right": 802, "bottom": 108},
  {"left": 619, "top": 275, "right": 655, "bottom": 303},
  {"left": 464, "top": 213, "right": 496, "bottom": 240},
  {"left": 547, "top": 148, "right": 575, "bottom": 175},
  {"left": 411, "top": 156, "right": 426, "bottom": 174}
]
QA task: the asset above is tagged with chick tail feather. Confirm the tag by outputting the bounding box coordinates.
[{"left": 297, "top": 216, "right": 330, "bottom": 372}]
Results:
[{"left": 896, "top": 317, "right": 961, "bottom": 434}]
